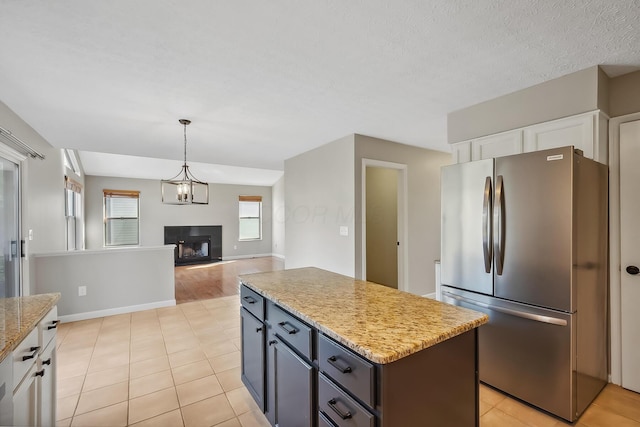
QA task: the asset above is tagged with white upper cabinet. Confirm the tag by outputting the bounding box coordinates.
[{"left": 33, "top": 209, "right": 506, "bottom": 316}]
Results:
[
  {"left": 450, "top": 111, "right": 608, "bottom": 164},
  {"left": 524, "top": 113, "right": 595, "bottom": 157},
  {"left": 472, "top": 130, "right": 523, "bottom": 160}
]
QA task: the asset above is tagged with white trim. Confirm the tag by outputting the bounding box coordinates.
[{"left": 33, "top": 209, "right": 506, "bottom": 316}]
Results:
[
  {"left": 361, "top": 159, "right": 409, "bottom": 292},
  {"left": 58, "top": 299, "right": 176, "bottom": 323},
  {"left": 609, "top": 111, "right": 640, "bottom": 386},
  {"left": 271, "top": 253, "right": 285, "bottom": 260},
  {"left": 422, "top": 292, "right": 437, "bottom": 299},
  {"left": 223, "top": 253, "right": 274, "bottom": 261},
  {"left": 0, "top": 142, "right": 28, "bottom": 163}
]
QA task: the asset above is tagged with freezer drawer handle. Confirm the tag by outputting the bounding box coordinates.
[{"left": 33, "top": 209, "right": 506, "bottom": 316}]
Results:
[
  {"left": 327, "top": 356, "right": 352, "bottom": 374},
  {"left": 242, "top": 296, "right": 257, "bottom": 304},
  {"left": 327, "top": 399, "right": 352, "bottom": 420},
  {"left": 442, "top": 291, "right": 567, "bottom": 326}
]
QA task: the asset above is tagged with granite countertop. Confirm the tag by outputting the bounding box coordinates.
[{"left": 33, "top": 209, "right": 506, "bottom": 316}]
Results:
[
  {"left": 0, "top": 293, "right": 61, "bottom": 364},
  {"left": 239, "top": 267, "right": 488, "bottom": 364}
]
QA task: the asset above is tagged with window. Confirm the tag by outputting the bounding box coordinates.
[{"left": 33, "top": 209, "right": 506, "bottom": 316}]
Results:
[
  {"left": 239, "top": 195, "right": 262, "bottom": 241},
  {"left": 104, "top": 189, "right": 140, "bottom": 246},
  {"left": 65, "top": 176, "right": 83, "bottom": 250}
]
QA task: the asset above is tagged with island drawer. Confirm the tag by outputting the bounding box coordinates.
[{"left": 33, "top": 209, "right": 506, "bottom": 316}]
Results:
[
  {"left": 318, "top": 334, "right": 375, "bottom": 408},
  {"left": 318, "top": 372, "right": 374, "bottom": 427},
  {"left": 38, "top": 306, "right": 59, "bottom": 350},
  {"left": 12, "top": 328, "right": 39, "bottom": 390},
  {"left": 241, "top": 284, "right": 264, "bottom": 320},
  {"left": 267, "top": 302, "right": 313, "bottom": 359}
]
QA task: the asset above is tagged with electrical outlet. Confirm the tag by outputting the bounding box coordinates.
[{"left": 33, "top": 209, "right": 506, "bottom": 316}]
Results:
[{"left": 78, "top": 286, "right": 87, "bottom": 296}]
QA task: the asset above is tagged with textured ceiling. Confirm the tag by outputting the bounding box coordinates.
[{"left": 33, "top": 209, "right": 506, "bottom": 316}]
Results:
[{"left": 1, "top": 1, "right": 639, "bottom": 185}]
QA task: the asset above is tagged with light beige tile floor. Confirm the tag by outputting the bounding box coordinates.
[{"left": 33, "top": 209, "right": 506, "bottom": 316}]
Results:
[{"left": 56, "top": 295, "right": 640, "bottom": 427}]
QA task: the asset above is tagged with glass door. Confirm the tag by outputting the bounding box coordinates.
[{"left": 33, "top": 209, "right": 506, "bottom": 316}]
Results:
[{"left": 0, "top": 156, "right": 20, "bottom": 297}]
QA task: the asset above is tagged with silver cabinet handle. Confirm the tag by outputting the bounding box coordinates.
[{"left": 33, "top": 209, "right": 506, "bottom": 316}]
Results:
[
  {"left": 442, "top": 291, "right": 567, "bottom": 326},
  {"left": 482, "top": 176, "right": 493, "bottom": 273}
]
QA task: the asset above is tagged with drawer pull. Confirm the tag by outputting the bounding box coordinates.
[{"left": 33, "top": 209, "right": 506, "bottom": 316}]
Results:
[
  {"left": 278, "top": 321, "right": 299, "bottom": 335},
  {"left": 47, "top": 320, "right": 60, "bottom": 330},
  {"left": 22, "top": 346, "right": 40, "bottom": 361},
  {"left": 42, "top": 358, "right": 52, "bottom": 366},
  {"left": 327, "top": 398, "right": 352, "bottom": 420},
  {"left": 269, "top": 340, "right": 278, "bottom": 346},
  {"left": 256, "top": 327, "right": 263, "bottom": 333},
  {"left": 243, "top": 296, "right": 257, "bottom": 304},
  {"left": 35, "top": 369, "right": 45, "bottom": 377},
  {"left": 327, "top": 356, "right": 352, "bottom": 373}
]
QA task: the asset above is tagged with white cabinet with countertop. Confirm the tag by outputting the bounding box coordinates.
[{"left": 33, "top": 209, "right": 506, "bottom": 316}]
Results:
[
  {"left": 452, "top": 110, "right": 608, "bottom": 164},
  {"left": 0, "top": 294, "right": 60, "bottom": 427}
]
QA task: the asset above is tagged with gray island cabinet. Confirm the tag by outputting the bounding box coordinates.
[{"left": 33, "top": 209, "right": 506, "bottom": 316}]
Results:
[{"left": 239, "top": 267, "right": 488, "bottom": 427}]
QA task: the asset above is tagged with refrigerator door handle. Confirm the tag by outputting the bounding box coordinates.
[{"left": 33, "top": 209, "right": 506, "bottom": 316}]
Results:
[
  {"left": 442, "top": 291, "right": 568, "bottom": 326},
  {"left": 482, "top": 176, "right": 493, "bottom": 273},
  {"left": 493, "top": 175, "right": 505, "bottom": 275}
]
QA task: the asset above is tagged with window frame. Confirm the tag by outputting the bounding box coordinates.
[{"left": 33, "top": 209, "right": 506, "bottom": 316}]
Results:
[
  {"left": 103, "top": 189, "right": 140, "bottom": 247},
  {"left": 238, "top": 195, "right": 262, "bottom": 241}
]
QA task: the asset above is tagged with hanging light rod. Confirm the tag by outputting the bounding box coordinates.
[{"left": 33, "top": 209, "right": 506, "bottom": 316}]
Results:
[
  {"left": 160, "top": 119, "right": 209, "bottom": 205},
  {"left": 0, "top": 125, "right": 46, "bottom": 160}
]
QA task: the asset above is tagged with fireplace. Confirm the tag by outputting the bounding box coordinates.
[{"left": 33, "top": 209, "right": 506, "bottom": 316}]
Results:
[{"left": 164, "top": 225, "right": 222, "bottom": 266}]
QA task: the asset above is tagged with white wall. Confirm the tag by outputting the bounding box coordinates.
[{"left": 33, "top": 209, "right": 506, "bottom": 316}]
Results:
[
  {"left": 0, "top": 99, "right": 70, "bottom": 295},
  {"left": 33, "top": 246, "right": 175, "bottom": 321},
  {"left": 284, "top": 135, "right": 355, "bottom": 276},
  {"left": 84, "top": 175, "right": 274, "bottom": 258},
  {"left": 272, "top": 175, "right": 285, "bottom": 258},
  {"left": 354, "top": 135, "right": 451, "bottom": 296}
]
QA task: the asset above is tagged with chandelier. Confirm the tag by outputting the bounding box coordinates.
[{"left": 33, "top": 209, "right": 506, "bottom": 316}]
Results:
[{"left": 161, "top": 119, "right": 209, "bottom": 204}]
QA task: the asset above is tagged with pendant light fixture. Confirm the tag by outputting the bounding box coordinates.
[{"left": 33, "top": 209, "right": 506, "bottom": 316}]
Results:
[{"left": 161, "top": 119, "right": 209, "bottom": 204}]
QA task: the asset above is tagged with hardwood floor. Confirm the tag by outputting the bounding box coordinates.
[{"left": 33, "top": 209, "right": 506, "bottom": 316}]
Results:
[{"left": 174, "top": 256, "right": 284, "bottom": 304}]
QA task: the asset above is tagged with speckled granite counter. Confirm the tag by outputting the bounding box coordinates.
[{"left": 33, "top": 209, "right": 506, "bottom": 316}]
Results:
[
  {"left": 0, "top": 293, "right": 61, "bottom": 364},
  {"left": 239, "top": 267, "right": 487, "bottom": 364}
]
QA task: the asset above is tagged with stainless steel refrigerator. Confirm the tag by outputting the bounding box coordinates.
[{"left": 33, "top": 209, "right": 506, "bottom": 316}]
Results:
[{"left": 440, "top": 146, "right": 608, "bottom": 422}]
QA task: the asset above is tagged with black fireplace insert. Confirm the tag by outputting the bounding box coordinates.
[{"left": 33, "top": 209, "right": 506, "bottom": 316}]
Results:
[{"left": 164, "top": 225, "right": 222, "bottom": 265}]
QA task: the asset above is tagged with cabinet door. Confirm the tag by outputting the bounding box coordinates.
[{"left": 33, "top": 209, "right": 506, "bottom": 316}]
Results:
[
  {"left": 268, "top": 338, "right": 314, "bottom": 427},
  {"left": 0, "top": 356, "right": 13, "bottom": 427},
  {"left": 524, "top": 113, "right": 594, "bottom": 158},
  {"left": 241, "top": 308, "right": 265, "bottom": 411},
  {"left": 37, "top": 341, "right": 56, "bottom": 427},
  {"left": 13, "top": 363, "right": 38, "bottom": 427},
  {"left": 472, "top": 130, "right": 523, "bottom": 160}
]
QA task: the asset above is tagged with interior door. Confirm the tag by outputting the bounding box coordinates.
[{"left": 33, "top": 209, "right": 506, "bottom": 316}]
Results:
[
  {"left": 365, "top": 166, "right": 398, "bottom": 288},
  {"left": 0, "top": 155, "right": 20, "bottom": 298},
  {"left": 620, "top": 119, "right": 640, "bottom": 393}
]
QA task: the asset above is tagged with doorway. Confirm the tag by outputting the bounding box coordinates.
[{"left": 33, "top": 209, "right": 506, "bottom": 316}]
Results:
[{"left": 362, "top": 160, "right": 407, "bottom": 291}]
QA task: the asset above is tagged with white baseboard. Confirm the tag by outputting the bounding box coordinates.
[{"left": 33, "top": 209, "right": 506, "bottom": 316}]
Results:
[
  {"left": 272, "top": 253, "right": 285, "bottom": 260},
  {"left": 422, "top": 292, "right": 437, "bottom": 299},
  {"left": 223, "top": 253, "right": 277, "bottom": 261},
  {"left": 58, "top": 299, "right": 176, "bottom": 323}
]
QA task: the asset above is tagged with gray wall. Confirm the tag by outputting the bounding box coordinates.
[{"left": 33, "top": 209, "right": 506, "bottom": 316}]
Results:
[
  {"left": 272, "top": 175, "right": 285, "bottom": 258},
  {"left": 84, "top": 175, "right": 273, "bottom": 258},
  {"left": 447, "top": 66, "right": 606, "bottom": 143},
  {"left": 0, "top": 99, "right": 73, "bottom": 295},
  {"left": 33, "top": 246, "right": 174, "bottom": 320},
  {"left": 354, "top": 135, "right": 451, "bottom": 296},
  {"left": 285, "top": 135, "right": 356, "bottom": 276},
  {"left": 610, "top": 70, "right": 640, "bottom": 118}
]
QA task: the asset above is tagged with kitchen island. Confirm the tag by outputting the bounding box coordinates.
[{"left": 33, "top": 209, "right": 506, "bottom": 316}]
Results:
[{"left": 239, "top": 267, "right": 488, "bottom": 427}]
